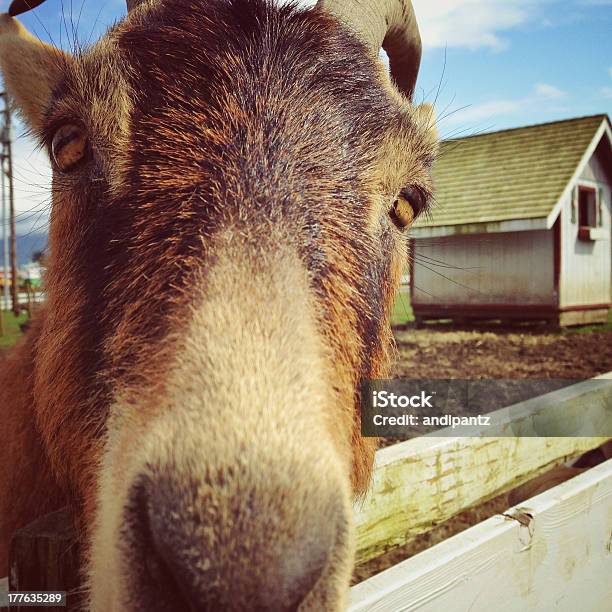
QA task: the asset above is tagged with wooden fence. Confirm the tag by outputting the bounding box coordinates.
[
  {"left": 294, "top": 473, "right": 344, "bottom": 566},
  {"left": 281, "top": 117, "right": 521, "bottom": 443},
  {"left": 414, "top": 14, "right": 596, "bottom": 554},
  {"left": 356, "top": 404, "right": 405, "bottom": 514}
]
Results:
[
  {"left": 2, "top": 374, "right": 611, "bottom": 611},
  {"left": 349, "top": 373, "right": 612, "bottom": 610},
  {"left": 350, "top": 459, "right": 612, "bottom": 611}
]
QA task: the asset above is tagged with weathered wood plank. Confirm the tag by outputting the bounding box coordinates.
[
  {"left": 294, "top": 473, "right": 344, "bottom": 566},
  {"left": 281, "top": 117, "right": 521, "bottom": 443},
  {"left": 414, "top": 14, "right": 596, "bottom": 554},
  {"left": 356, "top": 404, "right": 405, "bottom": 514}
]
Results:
[
  {"left": 8, "top": 510, "right": 81, "bottom": 612},
  {"left": 0, "top": 577, "right": 8, "bottom": 611},
  {"left": 354, "top": 374, "right": 612, "bottom": 564},
  {"left": 350, "top": 458, "right": 612, "bottom": 611}
]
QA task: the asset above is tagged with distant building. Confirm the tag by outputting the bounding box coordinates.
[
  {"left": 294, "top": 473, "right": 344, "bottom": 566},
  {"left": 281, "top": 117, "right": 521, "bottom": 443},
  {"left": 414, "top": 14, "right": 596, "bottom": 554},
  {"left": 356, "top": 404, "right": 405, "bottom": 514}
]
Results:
[
  {"left": 410, "top": 114, "right": 612, "bottom": 326},
  {"left": 19, "top": 261, "right": 43, "bottom": 288}
]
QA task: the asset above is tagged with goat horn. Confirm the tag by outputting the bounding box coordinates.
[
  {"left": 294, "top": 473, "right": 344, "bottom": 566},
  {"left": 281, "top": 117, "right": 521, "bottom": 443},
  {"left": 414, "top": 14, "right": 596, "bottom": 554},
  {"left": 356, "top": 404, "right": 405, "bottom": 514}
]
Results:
[
  {"left": 317, "top": 0, "right": 421, "bottom": 99},
  {"left": 8, "top": 1, "right": 144, "bottom": 17},
  {"left": 8, "top": 0, "right": 47, "bottom": 17}
]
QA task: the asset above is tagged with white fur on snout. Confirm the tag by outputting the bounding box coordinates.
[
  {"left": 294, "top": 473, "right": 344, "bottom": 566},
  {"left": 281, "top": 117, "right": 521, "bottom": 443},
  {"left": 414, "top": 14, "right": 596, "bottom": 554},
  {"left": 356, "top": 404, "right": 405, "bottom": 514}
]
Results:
[
  {"left": 88, "top": 243, "right": 354, "bottom": 611},
  {"left": 88, "top": 408, "right": 149, "bottom": 611}
]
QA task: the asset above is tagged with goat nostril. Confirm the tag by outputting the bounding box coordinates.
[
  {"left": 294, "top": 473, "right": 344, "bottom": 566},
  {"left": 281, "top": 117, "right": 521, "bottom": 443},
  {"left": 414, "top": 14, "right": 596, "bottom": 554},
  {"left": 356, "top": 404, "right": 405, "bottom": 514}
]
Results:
[
  {"left": 143, "top": 545, "right": 168, "bottom": 585},
  {"left": 144, "top": 542, "right": 198, "bottom": 611},
  {"left": 124, "top": 473, "right": 338, "bottom": 611},
  {"left": 123, "top": 477, "right": 195, "bottom": 611}
]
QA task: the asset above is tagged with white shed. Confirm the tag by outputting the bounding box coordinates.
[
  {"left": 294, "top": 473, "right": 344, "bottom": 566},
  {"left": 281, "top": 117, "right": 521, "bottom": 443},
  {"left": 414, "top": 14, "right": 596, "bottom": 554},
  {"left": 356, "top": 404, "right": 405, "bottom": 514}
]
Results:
[{"left": 410, "top": 114, "right": 612, "bottom": 326}]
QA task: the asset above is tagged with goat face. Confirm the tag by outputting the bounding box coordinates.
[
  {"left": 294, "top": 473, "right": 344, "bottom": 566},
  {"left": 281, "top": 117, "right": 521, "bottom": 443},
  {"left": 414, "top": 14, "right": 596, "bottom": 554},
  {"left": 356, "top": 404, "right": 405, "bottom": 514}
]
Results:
[{"left": 0, "top": 0, "right": 436, "bottom": 609}]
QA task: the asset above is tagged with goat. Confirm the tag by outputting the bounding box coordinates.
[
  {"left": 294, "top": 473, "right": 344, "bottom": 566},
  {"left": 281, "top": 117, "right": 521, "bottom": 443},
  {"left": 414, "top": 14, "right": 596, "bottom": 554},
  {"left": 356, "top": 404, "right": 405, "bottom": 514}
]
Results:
[{"left": 0, "top": 0, "right": 437, "bottom": 609}]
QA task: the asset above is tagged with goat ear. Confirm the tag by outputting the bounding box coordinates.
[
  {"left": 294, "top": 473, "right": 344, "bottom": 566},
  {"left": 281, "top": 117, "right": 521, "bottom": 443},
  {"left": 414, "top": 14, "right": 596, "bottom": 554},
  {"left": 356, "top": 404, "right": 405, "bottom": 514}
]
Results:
[{"left": 0, "top": 14, "right": 69, "bottom": 131}]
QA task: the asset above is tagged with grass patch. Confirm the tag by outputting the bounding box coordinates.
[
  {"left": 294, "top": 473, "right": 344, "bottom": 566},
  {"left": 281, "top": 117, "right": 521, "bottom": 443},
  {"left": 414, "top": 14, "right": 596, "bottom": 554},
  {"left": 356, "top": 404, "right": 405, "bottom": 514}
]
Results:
[
  {"left": 392, "top": 290, "right": 414, "bottom": 326},
  {"left": 0, "top": 311, "right": 28, "bottom": 349},
  {"left": 562, "top": 308, "right": 612, "bottom": 335}
]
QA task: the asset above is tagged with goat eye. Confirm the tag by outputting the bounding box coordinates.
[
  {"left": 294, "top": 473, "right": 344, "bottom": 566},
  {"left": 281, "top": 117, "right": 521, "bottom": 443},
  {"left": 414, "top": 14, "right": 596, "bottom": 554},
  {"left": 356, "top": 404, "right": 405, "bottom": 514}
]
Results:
[
  {"left": 389, "top": 187, "right": 427, "bottom": 229},
  {"left": 51, "top": 124, "right": 89, "bottom": 173},
  {"left": 390, "top": 194, "right": 416, "bottom": 229}
]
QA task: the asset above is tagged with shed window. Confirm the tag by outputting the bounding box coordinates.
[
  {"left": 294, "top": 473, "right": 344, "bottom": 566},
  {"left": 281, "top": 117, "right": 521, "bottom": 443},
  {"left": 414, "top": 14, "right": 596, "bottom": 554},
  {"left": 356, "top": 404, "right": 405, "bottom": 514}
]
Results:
[{"left": 578, "top": 187, "right": 597, "bottom": 228}]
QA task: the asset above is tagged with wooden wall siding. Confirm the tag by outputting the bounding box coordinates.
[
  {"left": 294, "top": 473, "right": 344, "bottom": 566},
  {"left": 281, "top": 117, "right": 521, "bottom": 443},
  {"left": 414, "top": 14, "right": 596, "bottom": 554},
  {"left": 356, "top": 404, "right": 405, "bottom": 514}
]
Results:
[
  {"left": 412, "top": 230, "right": 555, "bottom": 306},
  {"left": 560, "top": 148, "right": 612, "bottom": 308},
  {"left": 579, "top": 141, "right": 612, "bottom": 184}
]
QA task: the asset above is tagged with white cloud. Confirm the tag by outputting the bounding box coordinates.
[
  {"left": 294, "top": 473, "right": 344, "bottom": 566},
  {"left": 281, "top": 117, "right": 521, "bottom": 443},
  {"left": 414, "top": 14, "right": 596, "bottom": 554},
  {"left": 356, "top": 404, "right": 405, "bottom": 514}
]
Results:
[
  {"left": 296, "top": 1, "right": 558, "bottom": 51},
  {"left": 444, "top": 83, "right": 568, "bottom": 126},
  {"left": 449, "top": 99, "right": 523, "bottom": 124},
  {"left": 412, "top": 0, "right": 548, "bottom": 50},
  {"left": 534, "top": 83, "right": 566, "bottom": 99}
]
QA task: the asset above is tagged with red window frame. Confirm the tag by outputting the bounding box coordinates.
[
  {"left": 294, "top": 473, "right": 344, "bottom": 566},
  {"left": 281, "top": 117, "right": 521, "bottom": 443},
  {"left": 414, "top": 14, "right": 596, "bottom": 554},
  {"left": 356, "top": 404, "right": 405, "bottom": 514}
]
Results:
[{"left": 577, "top": 185, "right": 597, "bottom": 229}]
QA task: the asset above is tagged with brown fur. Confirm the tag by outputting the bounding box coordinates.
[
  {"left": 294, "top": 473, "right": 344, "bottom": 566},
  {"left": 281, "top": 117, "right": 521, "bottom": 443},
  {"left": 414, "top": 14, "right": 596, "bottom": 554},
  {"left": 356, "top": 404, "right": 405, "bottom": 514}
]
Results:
[
  {"left": 0, "top": 316, "right": 67, "bottom": 572},
  {"left": 0, "top": 1, "right": 437, "bottom": 609}
]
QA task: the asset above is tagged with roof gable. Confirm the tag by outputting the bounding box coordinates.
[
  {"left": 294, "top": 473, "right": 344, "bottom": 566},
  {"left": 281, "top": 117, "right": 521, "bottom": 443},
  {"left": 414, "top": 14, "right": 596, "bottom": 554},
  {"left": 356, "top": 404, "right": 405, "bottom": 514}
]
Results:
[{"left": 415, "top": 114, "right": 611, "bottom": 235}]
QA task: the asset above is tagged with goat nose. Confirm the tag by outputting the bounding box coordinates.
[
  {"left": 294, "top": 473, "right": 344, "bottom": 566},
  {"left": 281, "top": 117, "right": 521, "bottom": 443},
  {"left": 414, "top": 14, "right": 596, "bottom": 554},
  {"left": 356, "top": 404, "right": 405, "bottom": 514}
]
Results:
[{"left": 124, "top": 472, "right": 339, "bottom": 611}]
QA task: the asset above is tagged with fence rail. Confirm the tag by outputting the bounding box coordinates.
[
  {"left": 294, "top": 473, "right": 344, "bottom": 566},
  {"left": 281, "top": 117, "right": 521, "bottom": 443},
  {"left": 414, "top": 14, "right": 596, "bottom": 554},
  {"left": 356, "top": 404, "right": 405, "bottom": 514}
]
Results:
[
  {"left": 0, "top": 292, "right": 44, "bottom": 311},
  {"left": 349, "top": 458, "right": 612, "bottom": 611}
]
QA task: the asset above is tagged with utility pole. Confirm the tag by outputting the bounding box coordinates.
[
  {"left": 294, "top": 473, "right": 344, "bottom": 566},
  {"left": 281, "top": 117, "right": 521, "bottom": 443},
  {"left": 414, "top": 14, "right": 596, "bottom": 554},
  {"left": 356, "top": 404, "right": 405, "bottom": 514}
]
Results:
[
  {"left": 0, "top": 92, "right": 9, "bottom": 331},
  {"left": 0, "top": 133, "right": 5, "bottom": 335},
  {"left": 1, "top": 148, "right": 6, "bottom": 311},
  {"left": 7, "top": 103, "right": 18, "bottom": 316},
  {"left": 0, "top": 93, "right": 17, "bottom": 316}
]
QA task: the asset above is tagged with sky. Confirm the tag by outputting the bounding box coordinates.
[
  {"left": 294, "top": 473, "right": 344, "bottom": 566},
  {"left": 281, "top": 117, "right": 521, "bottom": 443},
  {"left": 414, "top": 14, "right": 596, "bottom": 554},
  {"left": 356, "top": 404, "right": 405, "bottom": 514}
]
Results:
[{"left": 0, "top": 0, "right": 611, "bottom": 236}]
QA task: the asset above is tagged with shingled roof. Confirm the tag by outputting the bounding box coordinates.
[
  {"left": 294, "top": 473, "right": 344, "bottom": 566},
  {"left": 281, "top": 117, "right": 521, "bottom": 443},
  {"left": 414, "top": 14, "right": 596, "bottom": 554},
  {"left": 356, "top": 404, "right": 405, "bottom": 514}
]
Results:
[{"left": 415, "top": 114, "right": 611, "bottom": 233}]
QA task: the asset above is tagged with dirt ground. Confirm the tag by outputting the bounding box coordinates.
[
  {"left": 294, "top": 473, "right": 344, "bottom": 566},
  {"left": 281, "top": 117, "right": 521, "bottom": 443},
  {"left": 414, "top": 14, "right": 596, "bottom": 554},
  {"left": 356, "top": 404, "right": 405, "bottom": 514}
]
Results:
[
  {"left": 353, "top": 324, "right": 612, "bottom": 584},
  {"left": 392, "top": 325, "right": 612, "bottom": 379}
]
